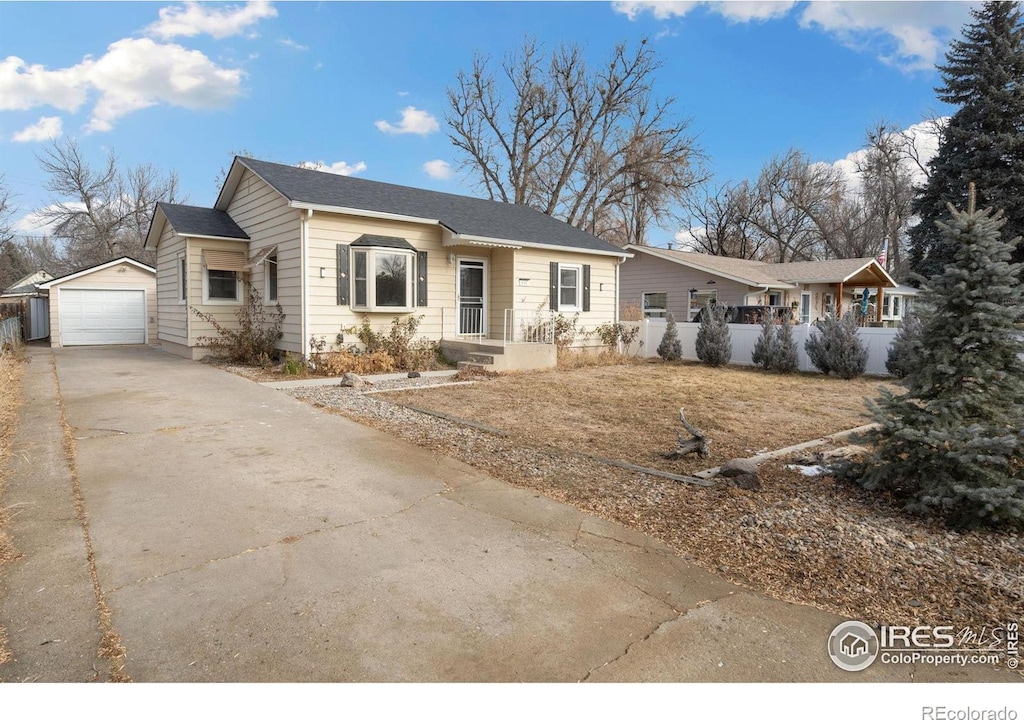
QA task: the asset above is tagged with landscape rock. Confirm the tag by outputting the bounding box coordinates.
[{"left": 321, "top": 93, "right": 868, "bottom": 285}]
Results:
[
  {"left": 339, "top": 372, "right": 370, "bottom": 388},
  {"left": 407, "top": 371, "right": 421, "bottom": 378},
  {"left": 718, "top": 457, "right": 759, "bottom": 477},
  {"left": 723, "top": 472, "right": 762, "bottom": 491}
]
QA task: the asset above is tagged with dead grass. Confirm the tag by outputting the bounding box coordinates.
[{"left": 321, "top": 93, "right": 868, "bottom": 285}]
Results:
[
  {"left": 51, "top": 356, "right": 130, "bottom": 682},
  {"left": 0, "top": 348, "right": 26, "bottom": 664},
  {"left": 389, "top": 361, "right": 891, "bottom": 474}
]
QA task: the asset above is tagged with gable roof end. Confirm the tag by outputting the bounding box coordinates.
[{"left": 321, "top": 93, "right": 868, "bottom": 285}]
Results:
[{"left": 40, "top": 257, "right": 155, "bottom": 289}]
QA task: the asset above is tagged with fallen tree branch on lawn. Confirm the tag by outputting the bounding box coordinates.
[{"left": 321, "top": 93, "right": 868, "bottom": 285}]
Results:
[{"left": 662, "top": 407, "right": 711, "bottom": 460}]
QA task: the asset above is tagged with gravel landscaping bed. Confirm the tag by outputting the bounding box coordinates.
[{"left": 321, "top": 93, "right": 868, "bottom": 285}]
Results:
[{"left": 288, "top": 382, "right": 1024, "bottom": 666}]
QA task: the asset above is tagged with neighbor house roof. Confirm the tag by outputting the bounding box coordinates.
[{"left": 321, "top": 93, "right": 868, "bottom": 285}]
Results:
[
  {"left": 1, "top": 269, "right": 54, "bottom": 296},
  {"left": 40, "top": 257, "right": 154, "bottom": 289},
  {"left": 216, "top": 157, "right": 629, "bottom": 257},
  {"left": 625, "top": 245, "right": 797, "bottom": 288},
  {"left": 625, "top": 244, "right": 898, "bottom": 289}
]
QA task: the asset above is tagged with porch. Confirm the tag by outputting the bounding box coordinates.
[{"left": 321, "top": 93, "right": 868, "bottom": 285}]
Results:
[{"left": 439, "top": 307, "right": 557, "bottom": 372}]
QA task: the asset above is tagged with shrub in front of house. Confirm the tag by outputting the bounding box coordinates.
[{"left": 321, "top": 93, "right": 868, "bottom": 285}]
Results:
[
  {"left": 695, "top": 300, "right": 731, "bottom": 367},
  {"left": 657, "top": 313, "right": 682, "bottom": 361},
  {"left": 804, "top": 312, "right": 867, "bottom": 379},
  {"left": 885, "top": 312, "right": 922, "bottom": 378},
  {"left": 192, "top": 285, "right": 284, "bottom": 367}
]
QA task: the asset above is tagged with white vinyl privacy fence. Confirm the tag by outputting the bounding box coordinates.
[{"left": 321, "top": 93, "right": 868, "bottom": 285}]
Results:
[{"left": 624, "top": 318, "right": 900, "bottom": 376}]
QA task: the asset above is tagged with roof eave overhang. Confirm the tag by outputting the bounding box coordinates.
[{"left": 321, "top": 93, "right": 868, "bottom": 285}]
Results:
[
  {"left": 182, "top": 233, "right": 250, "bottom": 243},
  {"left": 143, "top": 206, "right": 167, "bottom": 251},
  {"left": 448, "top": 231, "right": 630, "bottom": 257},
  {"left": 290, "top": 201, "right": 441, "bottom": 228},
  {"left": 630, "top": 245, "right": 794, "bottom": 288}
]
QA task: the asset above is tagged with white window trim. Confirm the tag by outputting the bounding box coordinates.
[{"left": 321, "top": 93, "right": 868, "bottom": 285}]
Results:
[
  {"left": 688, "top": 289, "right": 718, "bottom": 321},
  {"left": 641, "top": 291, "right": 667, "bottom": 318},
  {"left": 351, "top": 247, "right": 416, "bottom": 313},
  {"left": 265, "top": 255, "right": 278, "bottom": 303},
  {"left": 556, "top": 263, "right": 582, "bottom": 312},
  {"left": 178, "top": 252, "right": 187, "bottom": 305},
  {"left": 800, "top": 291, "right": 812, "bottom": 324},
  {"left": 202, "top": 266, "right": 243, "bottom": 305}
]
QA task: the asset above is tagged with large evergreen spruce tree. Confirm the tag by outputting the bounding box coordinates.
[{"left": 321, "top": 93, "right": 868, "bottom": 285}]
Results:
[
  {"left": 909, "top": 1, "right": 1024, "bottom": 281},
  {"left": 847, "top": 196, "right": 1024, "bottom": 529}
]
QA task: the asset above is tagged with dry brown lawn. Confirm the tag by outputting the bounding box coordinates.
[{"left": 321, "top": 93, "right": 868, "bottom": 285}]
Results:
[
  {"left": 392, "top": 361, "right": 891, "bottom": 474},
  {"left": 0, "top": 349, "right": 25, "bottom": 664}
]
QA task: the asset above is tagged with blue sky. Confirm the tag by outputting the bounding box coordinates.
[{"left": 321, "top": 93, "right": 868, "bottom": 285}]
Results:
[{"left": 0, "top": 1, "right": 972, "bottom": 245}]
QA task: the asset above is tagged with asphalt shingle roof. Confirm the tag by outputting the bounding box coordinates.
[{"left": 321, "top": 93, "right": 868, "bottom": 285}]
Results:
[
  {"left": 237, "top": 157, "right": 627, "bottom": 255},
  {"left": 159, "top": 202, "right": 249, "bottom": 240},
  {"left": 628, "top": 244, "right": 894, "bottom": 287}
]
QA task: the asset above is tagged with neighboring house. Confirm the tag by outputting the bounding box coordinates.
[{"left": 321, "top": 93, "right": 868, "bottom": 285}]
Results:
[
  {"left": 144, "top": 157, "right": 631, "bottom": 370},
  {"left": 0, "top": 269, "right": 54, "bottom": 341},
  {"left": 620, "top": 244, "right": 898, "bottom": 325},
  {"left": 39, "top": 257, "right": 157, "bottom": 347},
  {"left": 853, "top": 283, "right": 919, "bottom": 323}
]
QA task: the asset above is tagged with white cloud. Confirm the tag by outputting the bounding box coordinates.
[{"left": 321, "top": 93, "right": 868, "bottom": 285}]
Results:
[
  {"left": 422, "top": 159, "right": 454, "bottom": 180},
  {"left": 13, "top": 203, "right": 84, "bottom": 236},
  {"left": 799, "top": 2, "right": 969, "bottom": 71},
  {"left": 613, "top": 0, "right": 971, "bottom": 70},
  {"left": 85, "top": 38, "right": 243, "bottom": 133},
  {"left": 0, "top": 37, "right": 243, "bottom": 134},
  {"left": 375, "top": 106, "right": 439, "bottom": 136},
  {"left": 829, "top": 118, "right": 946, "bottom": 191},
  {"left": 12, "top": 115, "right": 62, "bottom": 143},
  {"left": 0, "top": 56, "right": 91, "bottom": 112},
  {"left": 612, "top": 1, "right": 794, "bottom": 23},
  {"left": 397, "top": 90, "right": 410, "bottom": 97},
  {"left": 298, "top": 160, "right": 367, "bottom": 177},
  {"left": 277, "top": 38, "right": 308, "bottom": 51},
  {"left": 147, "top": 0, "right": 277, "bottom": 40}
]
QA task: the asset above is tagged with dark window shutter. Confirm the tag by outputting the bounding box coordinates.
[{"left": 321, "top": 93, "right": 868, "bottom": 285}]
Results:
[
  {"left": 582, "top": 264, "right": 591, "bottom": 312},
  {"left": 549, "top": 262, "right": 559, "bottom": 310},
  {"left": 336, "top": 244, "right": 349, "bottom": 305},
  {"left": 416, "top": 251, "right": 428, "bottom": 307}
]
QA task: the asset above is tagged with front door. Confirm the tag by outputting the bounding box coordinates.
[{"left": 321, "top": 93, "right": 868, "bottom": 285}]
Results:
[{"left": 457, "top": 258, "right": 487, "bottom": 336}]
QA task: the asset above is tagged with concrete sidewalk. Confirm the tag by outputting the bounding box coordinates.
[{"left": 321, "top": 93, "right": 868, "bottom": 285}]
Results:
[
  {"left": 0, "top": 348, "right": 100, "bottom": 682},
  {"left": 2, "top": 345, "right": 1014, "bottom": 682}
]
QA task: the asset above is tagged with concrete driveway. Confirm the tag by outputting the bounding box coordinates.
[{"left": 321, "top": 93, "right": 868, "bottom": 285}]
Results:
[{"left": 1, "top": 346, "right": 1012, "bottom": 682}]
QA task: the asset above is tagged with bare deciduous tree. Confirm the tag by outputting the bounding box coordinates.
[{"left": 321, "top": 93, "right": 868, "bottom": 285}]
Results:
[
  {"left": 446, "top": 37, "right": 703, "bottom": 246},
  {"left": 857, "top": 121, "right": 917, "bottom": 277},
  {"left": 36, "top": 138, "right": 181, "bottom": 270},
  {"left": 679, "top": 182, "right": 768, "bottom": 259}
]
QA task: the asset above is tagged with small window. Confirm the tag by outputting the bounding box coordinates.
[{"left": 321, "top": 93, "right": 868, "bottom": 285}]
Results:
[
  {"left": 689, "top": 290, "right": 717, "bottom": 321},
  {"left": 351, "top": 248, "right": 414, "bottom": 312},
  {"left": 206, "top": 269, "right": 239, "bottom": 302},
  {"left": 768, "top": 291, "right": 783, "bottom": 307},
  {"left": 558, "top": 265, "right": 581, "bottom": 311},
  {"left": 642, "top": 292, "right": 667, "bottom": 318},
  {"left": 179, "top": 255, "right": 187, "bottom": 303},
  {"left": 265, "top": 254, "right": 278, "bottom": 302}
]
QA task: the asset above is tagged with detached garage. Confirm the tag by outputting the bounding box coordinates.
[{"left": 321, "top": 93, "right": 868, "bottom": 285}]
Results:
[{"left": 40, "top": 257, "right": 157, "bottom": 348}]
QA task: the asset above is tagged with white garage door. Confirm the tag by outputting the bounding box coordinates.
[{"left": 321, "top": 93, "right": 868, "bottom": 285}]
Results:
[{"left": 59, "top": 289, "right": 146, "bottom": 346}]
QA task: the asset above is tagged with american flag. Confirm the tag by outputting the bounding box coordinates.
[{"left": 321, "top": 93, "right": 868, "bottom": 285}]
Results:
[{"left": 877, "top": 239, "right": 888, "bottom": 270}]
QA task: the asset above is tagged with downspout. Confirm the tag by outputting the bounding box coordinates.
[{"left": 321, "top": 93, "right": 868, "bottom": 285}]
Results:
[
  {"left": 301, "top": 208, "right": 312, "bottom": 357},
  {"left": 615, "top": 255, "right": 627, "bottom": 324}
]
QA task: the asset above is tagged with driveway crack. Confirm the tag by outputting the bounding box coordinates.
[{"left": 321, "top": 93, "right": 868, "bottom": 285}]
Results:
[
  {"left": 113, "top": 488, "right": 448, "bottom": 592},
  {"left": 578, "top": 597, "right": 721, "bottom": 682}
]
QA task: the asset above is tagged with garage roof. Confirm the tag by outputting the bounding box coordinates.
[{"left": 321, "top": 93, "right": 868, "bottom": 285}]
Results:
[{"left": 40, "top": 257, "right": 155, "bottom": 288}]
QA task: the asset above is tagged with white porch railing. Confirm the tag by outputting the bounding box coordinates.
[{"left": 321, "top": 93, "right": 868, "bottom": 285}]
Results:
[
  {"left": 457, "top": 307, "right": 485, "bottom": 340},
  {"left": 503, "top": 308, "right": 554, "bottom": 345}
]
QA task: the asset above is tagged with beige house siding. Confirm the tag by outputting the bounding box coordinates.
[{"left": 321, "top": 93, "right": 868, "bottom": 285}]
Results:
[
  {"left": 48, "top": 262, "right": 157, "bottom": 347},
  {"left": 512, "top": 248, "right": 619, "bottom": 347},
  {"left": 156, "top": 223, "right": 187, "bottom": 344},
  {"left": 307, "top": 212, "right": 453, "bottom": 348},
  {"left": 184, "top": 237, "right": 253, "bottom": 346},
  {"left": 619, "top": 251, "right": 750, "bottom": 322},
  {"left": 226, "top": 169, "right": 302, "bottom": 351}
]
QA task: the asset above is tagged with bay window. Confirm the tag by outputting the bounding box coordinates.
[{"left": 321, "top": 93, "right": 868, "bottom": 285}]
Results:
[{"left": 351, "top": 247, "right": 415, "bottom": 312}]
